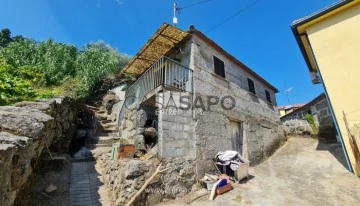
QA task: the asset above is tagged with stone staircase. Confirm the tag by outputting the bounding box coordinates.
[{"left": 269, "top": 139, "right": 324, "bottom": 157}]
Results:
[
  {"left": 69, "top": 104, "right": 119, "bottom": 206},
  {"left": 86, "top": 105, "right": 119, "bottom": 150}
]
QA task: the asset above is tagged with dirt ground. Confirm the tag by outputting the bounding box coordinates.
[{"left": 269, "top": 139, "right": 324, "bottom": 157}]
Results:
[
  {"left": 159, "top": 137, "right": 360, "bottom": 206},
  {"left": 16, "top": 154, "right": 72, "bottom": 206}
]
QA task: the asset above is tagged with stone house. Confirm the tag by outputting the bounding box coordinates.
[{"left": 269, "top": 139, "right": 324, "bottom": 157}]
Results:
[
  {"left": 281, "top": 93, "right": 337, "bottom": 139},
  {"left": 281, "top": 93, "right": 334, "bottom": 129},
  {"left": 118, "top": 23, "right": 285, "bottom": 176}
]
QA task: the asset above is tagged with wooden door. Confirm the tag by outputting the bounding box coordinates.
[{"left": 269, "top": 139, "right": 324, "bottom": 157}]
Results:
[{"left": 230, "top": 120, "right": 243, "bottom": 155}]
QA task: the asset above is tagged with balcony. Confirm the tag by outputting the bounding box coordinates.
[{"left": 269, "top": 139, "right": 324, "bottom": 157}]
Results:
[{"left": 125, "top": 56, "right": 193, "bottom": 104}]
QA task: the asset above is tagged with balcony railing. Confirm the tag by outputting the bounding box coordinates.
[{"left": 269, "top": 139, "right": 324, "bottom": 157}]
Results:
[
  {"left": 117, "top": 56, "right": 193, "bottom": 127},
  {"left": 125, "top": 56, "right": 193, "bottom": 103}
]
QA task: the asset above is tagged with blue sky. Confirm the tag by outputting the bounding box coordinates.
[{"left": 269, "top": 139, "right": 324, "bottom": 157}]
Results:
[{"left": 0, "top": 0, "right": 337, "bottom": 106}]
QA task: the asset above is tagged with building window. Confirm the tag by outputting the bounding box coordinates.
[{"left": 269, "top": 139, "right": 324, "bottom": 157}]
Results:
[
  {"left": 213, "top": 56, "right": 225, "bottom": 78},
  {"left": 265, "top": 89, "right": 272, "bottom": 103},
  {"left": 247, "top": 78, "right": 255, "bottom": 94}
]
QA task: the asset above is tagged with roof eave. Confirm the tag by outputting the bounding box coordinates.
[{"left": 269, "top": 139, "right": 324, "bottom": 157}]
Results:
[
  {"left": 291, "top": 0, "right": 357, "bottom": 73},
  {"left": 291, "top": 0, "right": 354, "bottom": 28},
  {"left": 188, "top": 27, "right": 279, "bottom": 93},
  {"left": 290, "top": 26, "right": 314, "bottom": 73}
]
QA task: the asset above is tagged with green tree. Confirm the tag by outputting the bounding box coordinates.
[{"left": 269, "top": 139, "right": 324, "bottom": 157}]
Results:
[
  {"left": 75, "top": 41, "right": 129, "bottom": 88},
  {"left": 0, "top": 38, "right": 79, "bottom": 85},
  {"left": 38, "top": 39, "right": 77, "bottom": 85},
  {"left": 0, "top": 28, "right": 13, "bottom": 47},
  {"left": 0, "top": 30, "right": 131, "bottom": 103},
  {"left": 13, "top": 35, "right": 25, "bottom": 42},
  {"left": 0, "top": 63, "right": 36, "bottom": 105},
  {"left": 0, "top": 38, "right": 41, "bottom": 68}
]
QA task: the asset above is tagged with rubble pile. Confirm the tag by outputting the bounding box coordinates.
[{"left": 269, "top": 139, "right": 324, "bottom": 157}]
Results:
[
  {"left": 282, "top": 119, "right": 313, "bottom": 136},
  {"left": 98, "top": 154, "right": 200, "bottom": 206}
]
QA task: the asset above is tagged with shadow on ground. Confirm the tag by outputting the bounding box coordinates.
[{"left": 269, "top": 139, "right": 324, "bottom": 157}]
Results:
[
  {"left": 239, "top": 175, "right": 255, "bottom": 184},
  {"left": 316, "top": 140, "right": 348, "bottom": 169},
  {"left": 70, "top": 155, "right": 112, "bottom": 206}
]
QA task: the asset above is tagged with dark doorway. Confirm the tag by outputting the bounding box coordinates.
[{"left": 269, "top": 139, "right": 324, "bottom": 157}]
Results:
[{"left": 230, "top": 120, "right": 243, "bottom": 155}]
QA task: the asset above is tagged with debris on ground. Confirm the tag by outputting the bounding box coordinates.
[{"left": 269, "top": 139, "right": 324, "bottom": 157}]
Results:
[
  {"left": 215, "top": 150, "right": 250, "bottom": 182},
  {"left": 124, "top": 163, "right": 170, "bottom": 206},
  {"left": 216, "top": 182, "right": 232, "bottom": 195},
  {"left": 73, "top": 146, "right": 93, "bottom": 159},
  {"left": 158, "top": 138, "right": 360, "bottom": 206},
  {"left": 199, "top": 174, "right": 218, "bottom": 182}
]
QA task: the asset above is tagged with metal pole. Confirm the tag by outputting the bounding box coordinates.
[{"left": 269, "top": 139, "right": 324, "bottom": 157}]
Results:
[{"left": 173, "top": 2, "right": 178, "bottom": 27}]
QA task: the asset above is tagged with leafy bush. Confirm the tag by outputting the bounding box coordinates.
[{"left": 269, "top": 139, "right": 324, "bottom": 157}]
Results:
[
  {"left": 0, "top": 39, "right": 41, "bottom": 68},
  {"left": 0, "top": 39, "right": 78, "bottom": 85},
  {"left": 0, "top": 28, "right": 131, "bottom": 105},
  {"left": 305, "top": 113, "right": 314, "bottom": 125},
  {"left": 305, "top": 113, "right": 318, "bottom": 133},
  {"left": 0, "top": 63, "right": 37, "bottom": 105},
  {"left": 16, "top": 65, "right": 44, "bottom": 84},
  {"left": 75, "top": 41, "right": 129, "bottom": 87},
  {"left": 61, "top": 77, "right": 89, "bottom": 99},
  {"left": 38, "top": 39, "right": 77, "bottom": 85}
]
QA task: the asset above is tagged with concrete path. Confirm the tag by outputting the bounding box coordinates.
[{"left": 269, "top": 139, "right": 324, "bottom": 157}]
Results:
[
  {"left": 68, "top": 104, "right": 116, "bottom": 206},
  {"left": 69, "top": 161, "right": 112, "bottom": 206},
  {"left": 158, "top": 137, "right": 360, "bottom": 206}
]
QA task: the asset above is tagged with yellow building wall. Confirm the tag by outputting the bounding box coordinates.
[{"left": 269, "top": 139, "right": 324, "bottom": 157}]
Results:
[
  {"left": 307, "top": 3, "right": 360, "bottom": 176},
  {"left": 279, "top": 109, "right": 286, "bottom": 117}
]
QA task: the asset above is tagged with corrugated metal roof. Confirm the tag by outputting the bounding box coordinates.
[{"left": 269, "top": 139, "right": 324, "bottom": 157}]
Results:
[{"left": 292, "top": 0, "right": 353, "bottom": 26}]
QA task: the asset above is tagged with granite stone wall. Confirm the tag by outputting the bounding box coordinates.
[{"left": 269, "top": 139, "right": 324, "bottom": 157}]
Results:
[
  {"left": 98, "top": 155, "right": 198, "bottom": 206},
  {"left": 0, "top": 98, "right": 80, "bottom": 206},
  {"left": 281, "top": 94, "right": 337, "bottom": 139},
  {"left": 191, "top": 35, "right": 286, "bottom": 176},
  {"left": 118, "top": 105, "right": 137, "bottom": 145},
  {"left": 282, "top": 119, "right": 313, "bottom": 135},
  {"left": 151, "top": 35, "right": 285, "bottom": 177},
  {"left": 281, "top": 94, "right": 334, "bottom": 129}
]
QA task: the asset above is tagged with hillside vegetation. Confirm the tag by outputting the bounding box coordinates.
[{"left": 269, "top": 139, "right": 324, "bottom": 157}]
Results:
[{"left": 0, "top": 28, "right": 131, "bottom": 105}]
